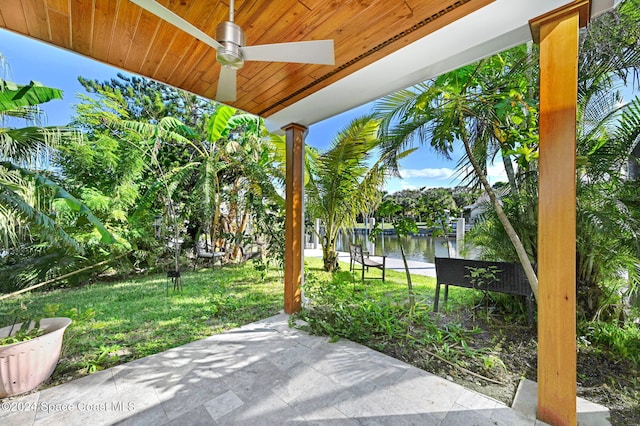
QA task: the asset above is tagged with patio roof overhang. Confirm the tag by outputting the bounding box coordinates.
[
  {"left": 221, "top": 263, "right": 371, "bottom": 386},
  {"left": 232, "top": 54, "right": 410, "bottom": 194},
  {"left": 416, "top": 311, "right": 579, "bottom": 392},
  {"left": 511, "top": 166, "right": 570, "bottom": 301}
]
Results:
[
  {"left": 0, "top": 0, "right": 615, "bottom": 129},
  {"left": 0, "top": 1, "right": 619, "bottom": 425}
]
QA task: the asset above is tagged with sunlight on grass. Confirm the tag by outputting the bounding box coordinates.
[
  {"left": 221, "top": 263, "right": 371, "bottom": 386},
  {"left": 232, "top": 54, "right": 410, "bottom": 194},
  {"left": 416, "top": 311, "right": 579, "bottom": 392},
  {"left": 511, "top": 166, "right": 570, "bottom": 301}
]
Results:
[
  {"left": 0, "top": 255, "right": 515, "bottom": 388},
  {"left": 305, "top": 256, "right": 438, "bottom": 302},
  {"left": 0, "top": 262, "right": 283, "bottom": 381},
  {"left": 90, "top": 319, "right": 125, "bottom": 329}
]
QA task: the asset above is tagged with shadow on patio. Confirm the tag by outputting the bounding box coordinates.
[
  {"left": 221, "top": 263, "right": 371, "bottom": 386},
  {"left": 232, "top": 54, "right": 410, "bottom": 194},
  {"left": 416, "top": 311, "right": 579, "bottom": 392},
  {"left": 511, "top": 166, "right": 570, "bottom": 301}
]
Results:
[{"left": 1, "top": 313, "right": 539, "bottom": 425}]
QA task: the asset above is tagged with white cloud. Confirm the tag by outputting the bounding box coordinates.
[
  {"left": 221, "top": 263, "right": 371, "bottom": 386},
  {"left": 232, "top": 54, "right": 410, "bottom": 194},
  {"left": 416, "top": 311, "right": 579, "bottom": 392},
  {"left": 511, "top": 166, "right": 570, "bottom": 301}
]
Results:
[
  {"left": 385, "top": 160, "right": 511, "bottom": 194},
  {"left": 400, "top": 167, "right": 454, "bottom": 179}
]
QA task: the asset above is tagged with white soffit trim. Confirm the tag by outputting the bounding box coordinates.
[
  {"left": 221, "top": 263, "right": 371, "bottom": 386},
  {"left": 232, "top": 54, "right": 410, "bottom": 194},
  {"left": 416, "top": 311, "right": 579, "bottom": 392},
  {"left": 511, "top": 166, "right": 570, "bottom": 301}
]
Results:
[{"left": 266, "top": 0, "right": 616, "bottom": 131}]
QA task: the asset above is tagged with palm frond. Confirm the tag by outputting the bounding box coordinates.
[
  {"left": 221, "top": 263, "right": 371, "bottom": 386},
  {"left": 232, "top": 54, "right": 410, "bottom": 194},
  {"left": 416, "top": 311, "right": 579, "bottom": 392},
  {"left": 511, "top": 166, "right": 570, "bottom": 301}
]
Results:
[
  {"left": 118, "top": 117, "right": 197, "bottom": 158},
  {"left": 306, "top": 115, "right": 383, "bottom": 238},
  {"left": 0, "top": 185, "right": 81, "bottom": 252},
  {"left": 1, "top": 161, "right": 114, "bottom": 244},
  {"left": 374, "top": 84, "right": 429, "bottom": 131},
  {"left": 616, "top": 96, "right": 640, "bottom": 157},
  {"left": 0, "top": 126, "right": 80, "bottom": 164}
]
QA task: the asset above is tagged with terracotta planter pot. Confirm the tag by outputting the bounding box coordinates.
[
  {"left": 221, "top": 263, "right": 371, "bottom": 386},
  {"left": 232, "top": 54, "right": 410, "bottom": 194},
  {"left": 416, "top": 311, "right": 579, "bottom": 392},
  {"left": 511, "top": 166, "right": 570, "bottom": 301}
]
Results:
[{"left": 0, "top": 317, "right": 72, "bottom": 398}]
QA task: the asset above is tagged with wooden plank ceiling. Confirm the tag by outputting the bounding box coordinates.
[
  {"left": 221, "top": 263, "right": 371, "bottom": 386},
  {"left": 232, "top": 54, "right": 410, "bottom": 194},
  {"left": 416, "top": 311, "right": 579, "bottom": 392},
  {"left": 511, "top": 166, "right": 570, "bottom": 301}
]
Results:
[{"left": 0, "top": 0, "right": 491, "bottom": 118}]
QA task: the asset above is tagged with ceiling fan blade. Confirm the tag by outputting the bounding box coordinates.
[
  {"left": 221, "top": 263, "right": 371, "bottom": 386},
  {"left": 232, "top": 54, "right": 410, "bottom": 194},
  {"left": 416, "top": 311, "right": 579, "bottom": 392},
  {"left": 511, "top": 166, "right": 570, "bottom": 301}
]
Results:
[
  {"left": 130, "top": 0, "right": 223, "bottom": 51},
  {"left": 242, "top": 40, "right": 334, "bottom": 65},
  {"left": 216, "top": 66, "right": 237, "bottom": 102}
]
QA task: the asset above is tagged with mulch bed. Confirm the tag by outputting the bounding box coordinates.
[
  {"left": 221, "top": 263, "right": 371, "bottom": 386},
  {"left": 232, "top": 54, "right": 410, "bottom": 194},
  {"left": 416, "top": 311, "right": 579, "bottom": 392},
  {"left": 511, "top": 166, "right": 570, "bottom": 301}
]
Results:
[{"left": 376, "top": 310, "right": 639, "bottom": 426}]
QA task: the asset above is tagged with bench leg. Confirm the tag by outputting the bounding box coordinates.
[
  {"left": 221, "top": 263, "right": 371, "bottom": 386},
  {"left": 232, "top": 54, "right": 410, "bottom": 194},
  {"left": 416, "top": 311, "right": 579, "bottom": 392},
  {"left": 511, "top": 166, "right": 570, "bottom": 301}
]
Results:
[
  {"left": 434, "top": 283, "right": 441, "bottom": 312},
  {"left": 526, "top": 295, "right": 534, "bottom": 326},
  {"left": 382, "top": 258, "right": 386, "bottom": 282}
]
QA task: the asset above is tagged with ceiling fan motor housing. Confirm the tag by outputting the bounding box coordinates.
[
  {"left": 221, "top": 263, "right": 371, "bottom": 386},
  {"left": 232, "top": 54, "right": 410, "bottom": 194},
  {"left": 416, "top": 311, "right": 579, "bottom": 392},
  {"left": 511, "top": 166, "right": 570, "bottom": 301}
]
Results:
[{"left": 216, "top": 21, "right": 245, "bottom": 69}]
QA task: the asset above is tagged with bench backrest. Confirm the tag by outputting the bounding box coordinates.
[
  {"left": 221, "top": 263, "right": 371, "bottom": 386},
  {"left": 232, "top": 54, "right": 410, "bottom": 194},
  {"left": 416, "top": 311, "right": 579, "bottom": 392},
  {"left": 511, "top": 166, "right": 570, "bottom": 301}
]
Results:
[
  {"left": 434, "top": 257, "right": 532, "bottom": 297},
  {"left": 349, "top": 244, "right": 365, "bottom": 263},
  {"left": 196, "top": 241, "right": 223, "bottom": 256},
  {"left": 196, "top": 241, "right": 209, "bottom": 256}
]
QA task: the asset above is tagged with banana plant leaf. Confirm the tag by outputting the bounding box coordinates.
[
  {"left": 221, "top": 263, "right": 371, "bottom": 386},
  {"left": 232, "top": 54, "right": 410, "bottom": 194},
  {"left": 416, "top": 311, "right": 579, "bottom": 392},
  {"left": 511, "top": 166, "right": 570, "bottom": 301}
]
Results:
[{"left": 0, "top": 80, "right": 63, "bottom": 113}]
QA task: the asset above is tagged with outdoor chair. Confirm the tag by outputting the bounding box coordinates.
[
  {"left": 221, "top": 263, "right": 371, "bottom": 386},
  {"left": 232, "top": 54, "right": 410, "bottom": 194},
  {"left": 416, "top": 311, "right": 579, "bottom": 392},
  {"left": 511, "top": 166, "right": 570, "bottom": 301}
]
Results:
[
  {"left": 349, "top": 243, "right": 386, "bottom": 282},
  {"left": 194, "top": 241, "right": 224, "bottom": 269}
]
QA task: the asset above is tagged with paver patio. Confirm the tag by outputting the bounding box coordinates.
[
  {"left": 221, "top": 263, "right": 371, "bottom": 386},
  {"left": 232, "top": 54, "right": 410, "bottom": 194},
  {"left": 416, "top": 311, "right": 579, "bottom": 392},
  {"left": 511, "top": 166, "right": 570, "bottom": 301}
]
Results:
[{"left": 0, "top": 313, "right": 546, "bottom": 425}]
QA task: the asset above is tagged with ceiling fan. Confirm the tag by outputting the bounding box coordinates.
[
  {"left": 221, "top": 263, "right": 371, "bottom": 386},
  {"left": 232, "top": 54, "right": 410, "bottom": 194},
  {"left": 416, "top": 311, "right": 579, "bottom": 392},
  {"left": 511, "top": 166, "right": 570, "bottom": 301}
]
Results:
[{"left": 130, "top": 0, "right": 335, "bottom": 102}]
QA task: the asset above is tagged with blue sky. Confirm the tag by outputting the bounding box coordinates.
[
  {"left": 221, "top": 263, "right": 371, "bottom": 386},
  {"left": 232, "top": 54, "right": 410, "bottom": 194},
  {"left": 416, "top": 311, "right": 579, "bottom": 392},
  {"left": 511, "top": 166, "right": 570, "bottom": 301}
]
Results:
[{"left": 1, "top": 28, "right": 491, "bottom": 193}]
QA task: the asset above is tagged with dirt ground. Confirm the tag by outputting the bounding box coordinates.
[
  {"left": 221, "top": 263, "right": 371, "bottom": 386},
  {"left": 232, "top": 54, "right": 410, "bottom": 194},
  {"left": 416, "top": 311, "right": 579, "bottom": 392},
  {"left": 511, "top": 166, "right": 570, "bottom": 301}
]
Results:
[{"left": 380, "top": 310, "right": 640, "bottom": 426}]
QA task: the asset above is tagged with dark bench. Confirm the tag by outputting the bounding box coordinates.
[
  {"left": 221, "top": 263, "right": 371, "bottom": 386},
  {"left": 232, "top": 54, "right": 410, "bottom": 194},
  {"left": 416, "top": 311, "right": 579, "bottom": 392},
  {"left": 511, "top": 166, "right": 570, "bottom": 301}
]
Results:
[
  {"left": 166, "top": 270, "right": 181, "bottom": 293},
  {"left": 434, "top": 257, "right": 534, "bottom": 324},
  {"left": 349, "top": 243, "right": 386, "bottom": 282}
]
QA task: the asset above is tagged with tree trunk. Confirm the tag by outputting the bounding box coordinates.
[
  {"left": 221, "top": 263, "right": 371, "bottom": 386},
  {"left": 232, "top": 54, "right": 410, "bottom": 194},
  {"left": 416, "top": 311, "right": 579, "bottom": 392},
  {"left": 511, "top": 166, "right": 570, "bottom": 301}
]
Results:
[
  {"left": 399, "top": 241, "right": 415, "bottom": 309},
  {"left": 322, "top": 235, "right": 339, "bottom": 272},
  {"left": 629, "top": 143, "right": 639, "bottom": 307},
  {"left": 211, "top": 179, "right": 221, "bottom": 253},
  {"left": 446, "top": 236, "right": 455, "bottom": 258},
  {"left": 167, "top": 199, "right": 181, "bottom": 289},
  {"left": 502, "top": 153, "right": 518, "bottom": 194},
  {"left": 232, "top": 211, "right": 249, "bottom": 260},
  {"left": 461, "top": 132, "right": 539, "bottom": 300},
  {"left": 629, "top": 142, "right": 640, "bottom": 181}
]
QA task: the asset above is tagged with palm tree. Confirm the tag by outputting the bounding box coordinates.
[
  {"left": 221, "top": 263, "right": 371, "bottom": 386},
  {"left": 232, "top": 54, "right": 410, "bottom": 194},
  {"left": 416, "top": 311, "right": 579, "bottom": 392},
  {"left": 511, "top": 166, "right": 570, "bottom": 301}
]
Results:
[
  {"left": 305, "top": 115, "right": 386, "bottom": 272},
  {"left": 383, "top": 1, "right": 640, "bottom": 316},
  {"left": 210, "top": 112, "right": 284, "bottom": 261},
  {"left": 374, "top": 48, "right": 540, "bottom": 299},
  {"left": 574, "top": 89, "right": 640, "bottom": 318}
]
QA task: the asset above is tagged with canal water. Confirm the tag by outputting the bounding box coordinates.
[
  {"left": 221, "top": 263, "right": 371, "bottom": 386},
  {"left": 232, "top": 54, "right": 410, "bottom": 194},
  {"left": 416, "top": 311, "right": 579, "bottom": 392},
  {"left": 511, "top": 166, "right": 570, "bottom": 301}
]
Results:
[{"left": 335, "top": 232, "right": 457, "bottom": 263}]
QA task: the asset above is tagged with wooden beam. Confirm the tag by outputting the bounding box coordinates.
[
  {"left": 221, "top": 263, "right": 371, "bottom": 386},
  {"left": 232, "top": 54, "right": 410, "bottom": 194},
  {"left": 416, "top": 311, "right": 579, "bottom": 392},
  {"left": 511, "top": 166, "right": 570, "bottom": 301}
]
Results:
[
  {"left": 530, "top": 2, "right": 589, "bottom": 425},
  {"left": 529, "top": 0, "right": 590, "bottom": 44},
  {"left": 283, "top": 123, "right": 306, "bottom": 314}
]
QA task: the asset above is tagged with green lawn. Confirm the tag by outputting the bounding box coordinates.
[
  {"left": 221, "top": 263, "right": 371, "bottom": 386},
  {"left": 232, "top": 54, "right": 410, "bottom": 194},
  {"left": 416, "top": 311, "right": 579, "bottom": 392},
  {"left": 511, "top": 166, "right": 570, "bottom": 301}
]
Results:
[
  {"left": 311, "top": 256, "right": 438, "bottom": 302},
  {"left": 0, "top": 263, "right": 283, "bottom": 378},
  {"left": 0, "top": 256, "right": 487, "bottom": 382},
  {"left": 324, "top": 256, "right": 479, "bottom": 310},
  {"left": 3, "top": 255, "right": 635, "bottom": 421},
  {"left": 298, "top": 257, "right": 485, "bottom": 351}
]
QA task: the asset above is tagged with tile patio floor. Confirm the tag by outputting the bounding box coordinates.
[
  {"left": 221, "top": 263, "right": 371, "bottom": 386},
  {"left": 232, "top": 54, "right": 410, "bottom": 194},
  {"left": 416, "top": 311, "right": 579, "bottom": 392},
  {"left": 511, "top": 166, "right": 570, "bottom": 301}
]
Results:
[{"left": 1, "top": 313, "right": 545, "bottom": 425}]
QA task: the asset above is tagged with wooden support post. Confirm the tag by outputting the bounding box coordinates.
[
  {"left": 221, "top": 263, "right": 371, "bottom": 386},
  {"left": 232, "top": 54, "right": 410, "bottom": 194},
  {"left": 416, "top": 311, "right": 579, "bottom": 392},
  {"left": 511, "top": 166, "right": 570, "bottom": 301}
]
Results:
[
  {"left": 283, "top": 123, "right": 306, "bottom": 314},
  {"left": 530, "top": 2, "right": 589, "bottom": 425}
]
